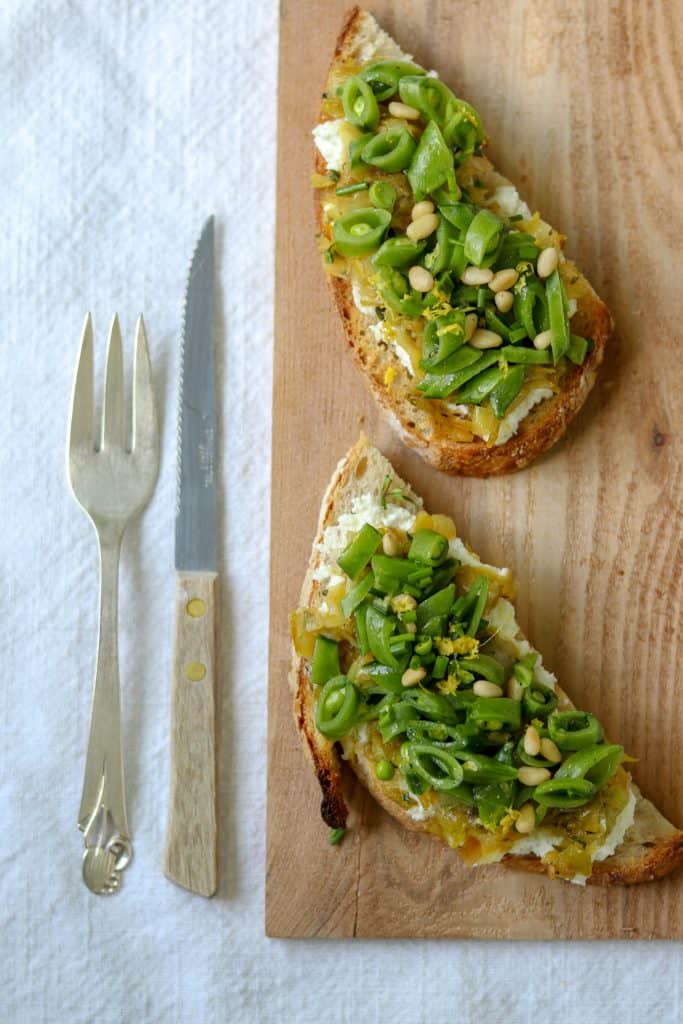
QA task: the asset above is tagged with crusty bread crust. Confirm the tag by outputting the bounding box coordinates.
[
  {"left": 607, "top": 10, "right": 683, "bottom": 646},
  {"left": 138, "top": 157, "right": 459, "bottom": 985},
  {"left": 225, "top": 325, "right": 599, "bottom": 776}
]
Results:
[
  {"left": 291, "top": 435, "right": 683, "bottom": 883},
  {"left": 315, "top": 8, "right": 613, "bottom": 476}
]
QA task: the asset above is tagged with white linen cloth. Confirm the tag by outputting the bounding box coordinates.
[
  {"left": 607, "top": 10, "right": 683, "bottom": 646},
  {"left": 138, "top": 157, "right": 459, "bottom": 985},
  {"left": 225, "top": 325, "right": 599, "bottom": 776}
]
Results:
[{"left": 0, "top": 2, "right": 679, "bottom": 1021}]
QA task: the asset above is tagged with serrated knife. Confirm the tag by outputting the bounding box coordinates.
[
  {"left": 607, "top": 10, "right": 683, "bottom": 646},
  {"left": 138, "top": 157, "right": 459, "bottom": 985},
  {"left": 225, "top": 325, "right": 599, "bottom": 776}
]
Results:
[{"left": 164, "top": 216, "right": 218, "bottom": 897}]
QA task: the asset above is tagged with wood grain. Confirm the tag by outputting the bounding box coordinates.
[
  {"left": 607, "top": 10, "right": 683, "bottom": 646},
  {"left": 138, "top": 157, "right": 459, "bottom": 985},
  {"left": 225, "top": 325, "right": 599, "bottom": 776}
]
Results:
[
  {"left": 164, "top": 572, "right": 218, "bottom": 897},
  {"left": 267, "top": 0, "right": 683, "bottom": 938}
]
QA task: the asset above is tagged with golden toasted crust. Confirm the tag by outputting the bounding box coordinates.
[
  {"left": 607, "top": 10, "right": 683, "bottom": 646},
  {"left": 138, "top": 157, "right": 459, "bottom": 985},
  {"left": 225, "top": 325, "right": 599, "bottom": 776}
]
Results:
[
  {"left": 292, "top": 436, "right": 683, "bottom": 883},
  {"left": 315, "top": 8, "right": 613, "bottom": 476}
]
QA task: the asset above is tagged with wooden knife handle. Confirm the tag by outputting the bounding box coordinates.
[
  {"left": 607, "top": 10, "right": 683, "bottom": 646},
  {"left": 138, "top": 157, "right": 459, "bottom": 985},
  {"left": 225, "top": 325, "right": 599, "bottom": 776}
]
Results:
[{"left": 164, "top": 571, "right": 218, "bottom": 897}]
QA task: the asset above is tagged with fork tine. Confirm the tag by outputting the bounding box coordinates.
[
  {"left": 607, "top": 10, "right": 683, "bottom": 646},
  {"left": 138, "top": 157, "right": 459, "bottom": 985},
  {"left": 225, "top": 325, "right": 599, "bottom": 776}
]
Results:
[
  {"left": 132, "top": 314, "right": 158, "bottom": 453},
  {"left": 68, "top": 313, "right": 95, "bottom": 454},
  {"left": 102, "top": 314, "right": 126, "bottom": 449}
]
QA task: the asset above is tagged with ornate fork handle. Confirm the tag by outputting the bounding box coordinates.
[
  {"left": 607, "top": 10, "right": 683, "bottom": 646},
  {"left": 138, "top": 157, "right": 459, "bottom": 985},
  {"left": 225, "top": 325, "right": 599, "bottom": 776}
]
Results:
[{"left": 78, "top": 529, "right": 132, "bottom": 893}]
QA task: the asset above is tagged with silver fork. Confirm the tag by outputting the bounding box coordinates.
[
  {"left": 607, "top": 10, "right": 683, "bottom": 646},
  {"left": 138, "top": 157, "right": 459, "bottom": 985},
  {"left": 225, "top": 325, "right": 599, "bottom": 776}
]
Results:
[{"left": 67, "top": 313, "right": 159, "bottom": 894}]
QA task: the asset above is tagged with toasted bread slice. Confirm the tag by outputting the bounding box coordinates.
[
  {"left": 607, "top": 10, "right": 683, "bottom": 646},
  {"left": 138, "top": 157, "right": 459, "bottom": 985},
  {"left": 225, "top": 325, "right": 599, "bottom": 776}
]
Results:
[
  {"left": 313, "top": 8, "right": 613, "bottom": 476},
  {"left": 291, "top": 436, "right": 683, "bottom": 884}
]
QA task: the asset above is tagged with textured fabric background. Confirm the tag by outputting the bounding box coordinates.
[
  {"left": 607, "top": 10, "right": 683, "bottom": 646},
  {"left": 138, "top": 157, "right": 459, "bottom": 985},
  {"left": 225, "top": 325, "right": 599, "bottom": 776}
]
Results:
[{"left": 0, "top": 2, "right": 679, "bottom": 1022}]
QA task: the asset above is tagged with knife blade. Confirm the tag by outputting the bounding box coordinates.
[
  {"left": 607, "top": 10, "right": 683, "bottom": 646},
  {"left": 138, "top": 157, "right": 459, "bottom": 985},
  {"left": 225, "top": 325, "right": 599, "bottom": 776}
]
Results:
[{"left": 164, "top": 216, "right": 218, "bottom": 897}]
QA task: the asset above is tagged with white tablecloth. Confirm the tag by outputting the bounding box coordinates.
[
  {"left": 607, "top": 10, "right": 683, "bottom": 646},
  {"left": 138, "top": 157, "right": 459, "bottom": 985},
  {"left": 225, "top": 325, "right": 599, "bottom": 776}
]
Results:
[{"left": 1, "top": 2, "right": 680, "bottom": 1021}]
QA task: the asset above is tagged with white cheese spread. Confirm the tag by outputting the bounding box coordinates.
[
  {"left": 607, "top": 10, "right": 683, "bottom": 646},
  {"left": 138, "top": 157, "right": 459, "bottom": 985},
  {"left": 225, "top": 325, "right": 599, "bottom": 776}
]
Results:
[
  {"left": 494, "top": 185, "right": 532, "bottom": 220},
  {"left": 312, "top": 118, "right": 348, "bottom": 172},
  {"left": 495, "top": 388, "right": 553, "bottom": 447}
]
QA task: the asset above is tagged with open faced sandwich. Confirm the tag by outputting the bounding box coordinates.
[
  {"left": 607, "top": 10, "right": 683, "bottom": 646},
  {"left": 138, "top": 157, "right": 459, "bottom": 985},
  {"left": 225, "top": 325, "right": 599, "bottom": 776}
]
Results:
[
  {"left": 313, "top": 8, "right": 613, "bottom": 475},
  {"left": 290, "top": 436, "right": 683, "bottom": 884}
]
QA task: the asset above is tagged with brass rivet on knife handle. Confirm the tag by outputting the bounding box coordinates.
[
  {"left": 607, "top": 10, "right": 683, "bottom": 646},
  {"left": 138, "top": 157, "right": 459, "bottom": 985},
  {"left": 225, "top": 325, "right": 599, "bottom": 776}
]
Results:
[{"left": 164, "top": 571, "right": 218, "bottom": 897}]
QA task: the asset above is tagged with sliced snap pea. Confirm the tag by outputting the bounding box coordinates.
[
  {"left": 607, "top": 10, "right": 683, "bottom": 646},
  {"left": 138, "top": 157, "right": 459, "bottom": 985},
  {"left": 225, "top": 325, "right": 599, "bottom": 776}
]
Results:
[
  {"left": 315, "top": 676, "right": 360, "bottom": 739},
  {"left": 522, "top": 681, "right": 558, "bottom": 719},
  {"left": 408, "top": 528, "right": 449, "bottom": 565},
  {"left": 359, "top": 60, "right": 425, "bottom": 101},
  {"left": 362, "top": 127, "right": 416, "bottom": 172},
  {"left": 368, "top": 181, "right": 396, "bottom": 210},
  {"left": 455, "top": 365, "right": 505, "bottom": 406},
  {"left": 555, "top": 744, "right": 624, "bottom": 787},
  {"left": 365, "top": 605, "right": 399, "bottom": 669},
  {"left": 468, "top": 697, "right": 521, "bottom": 732},
  {"left": 513, "top": 277, "right": 548, "bottom": 339},
  {"left": 348, "top": 132, "right": 374, "bottom": 169},
  {"left": 340, "top": 571, "right": 375, "bottom": 618},
  {"left": 488, "top": 365, "right": 525, "bottom": 418},
  {"left": 567, "top": 333, "right": 589, "bottom": 365},
  {"left": 533, "top": 777, "right": 595, "bottom": 809},
  {"left": 337, "top": 522, "right": 382, "bottom": 578},
  {"left": 407, "top": 120, "right": 456, "bottom": 199},
  {"left": 421, "top": 311, "right": 467, "bottom": 367},
  {"left": 311, "top": 635, "right": 341, "bottom": 686},
  {"left": 454, "top": 751, "right": 518, "bottom": 785},
  {"left": 372, "top": 235, "right": 426, "bottom": 268},
  {"left": 548, "top": 711, "right": 603, "bottom": 751},
  {"left": 417, "top": 350, "right": 500, "bottom": 400},
  {"left": 376, "top": 266, "right": 424, "bottom": 317},
  {"left": 400, "top": 741, "right": 465, "bottom": 792},
  {"left": 341, "top": 76, "right": 380, "bottom": 130},
  {"left": 546, "top": 268, "right": 570, "bottom": 363},
  {"left": 332, "top": 208, "right": 391, "bottom": 257},
  {"left": 500, "top": 345, "right": 552, "bottom": 365},
  {"left": 464, "top": 209, "right": 503, "bottom": 267},
  {"left": 378, "top": 700, "right": 419, "bottom": 742},
  {"left": 460, "top": 654, "right": 505, "bottom": 688}
]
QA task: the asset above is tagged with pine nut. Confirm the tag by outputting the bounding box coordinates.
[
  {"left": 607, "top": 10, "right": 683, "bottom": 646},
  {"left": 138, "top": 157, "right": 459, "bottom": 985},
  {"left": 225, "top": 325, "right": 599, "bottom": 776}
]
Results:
[
  {"left": 523, "top": 724, "right": 541, "bottom": 757},
  {"left": 473, "top": 680, "right": 503, "bottom": 697},
  {"left": 540, "top": 737, "right": 563, "bottom": 764},
  {"left": 494, "top": 290, "right": 514, "bottom": 313},
  {"left": 411, "top": 200, "right": 435, "bottom": 220},
  {"left": 533, "top": 329, "right": 552, "bottom": 350},
  {"left": 389, "top": 101, "right": 421, "bottom": 120},
  {"left": 537, "top": 246, "right": 559, "bottom": 278},
  {"left": 464, "top": 312, "right": 478, "bottom": 341},
  {"left": 408, "top": 265, "right": 434, "bottom": 292},
  {"left": 406, "top": 213, "right": 439, "bottom": 241},
  {"left": 470, "top": 328, "right": 503, "bottom": 350},
  {"left": 489, "top": 268, "right": 518, "bottom": 293},
  {"left": 402, "top": 667, "right": 427, "bottom": 688},
  {"left": 382, "top": 528, "right": 408, "bottom": 557},
  {"left": 515, "top": 802, "right": 536, "bottom": 834},
  {"left": 506, "top": 677, "right": 524, "bottom": 701},
  {"left": 461, "top": 266, "right": 494, "bottom": 286},
  {"left": 517, "top": 766, "right": 551, "bottom": 786}
]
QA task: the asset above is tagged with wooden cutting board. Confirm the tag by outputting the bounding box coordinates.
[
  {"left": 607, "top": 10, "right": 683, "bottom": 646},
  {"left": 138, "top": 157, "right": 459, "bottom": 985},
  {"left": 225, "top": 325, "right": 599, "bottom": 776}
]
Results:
[{"left": 267, "top": 0, "right": 683, "bottom": 939}]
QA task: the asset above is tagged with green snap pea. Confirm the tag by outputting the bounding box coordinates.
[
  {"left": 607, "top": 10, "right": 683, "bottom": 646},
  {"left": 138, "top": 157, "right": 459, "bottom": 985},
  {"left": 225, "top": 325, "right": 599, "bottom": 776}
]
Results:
[
  {"left": 500, "top": 346, "right": 552, "bottom": 365},
  {"left": 359, "top": 60, "right": 425, "bottom": 102},
  {"left": 354, "top": 603, "right": 370, "bottom": 655},
  {"left": 372, "top": 235, "right": 426, "bottom": 268},
  {"left": 368, "top": 181, "right": 397, "bottom": 210},
  {"left": 464, "top": 209, "right": 503, "bottom": 267},
  {"left": 416, "top": 584, "right": 455, "bottom": 632},
  {"left": 513, "top": 277, "right": 548, "bottom": 339},
  {"left": 407, "top": 119, "right": 456, "bottom": 199},
  {"left": 315, "top": 676, "right": 361, "bottom": 739},
  {"left": 365, "top": 605, "right": 399, "bottom": 669},
  {"left": 515, "top": 735, "right": 554, "bottom": 769},
  {"left": 548, "top": 711, "right": 604, "bottom": 750},
  {"left": 546, "top": 268, "right": 570, "bottom": 363},
  {"left": 454, "top": 751, "right": 519, "bottom": 785},
  {"left": 522, "top": 682, "right": 558, "bottom": 719},
  {"left": 488, "top": 365, "right": 525, "bottom": 418},
  {"left": 311, "top": 635, "right": 341, "bottom": 686},
  {"left": 337, "top": 522, "right": 382, "bottom": 578},
  {"left": 357, "top": 662, "right": 404, "bottom": 694},
  {"left": 362, "top": 127, "right": 416, "bottom": 172},
  {"left": 376, "top": 266, "right": 424, "bottom": 317},
  {"left": 460, "top": 654, "right": 505, "bottom": 688},
  {"left": 468, "top": 697, "right": 521, "bottom": 732},
  {"left": 555, "top": 744, "right": 624, "bottom": 787},
  {"left": 403, "top": 689, "right": 461, "bottom": 725},
  {"left": 340, "top": 571, "right": 375, "bottom": 618},
  {"left": 378, "top": 700, "right": 419, "bottom": 742},
  {"left": 341, "top": 76, "right": 380, "bottom": 130},
  {"left": 533, "top": 777, "right": 595, "bottom": 809},
  {"left": 421, "top": 311, "right": 467, "bottom": 367},
  {"left": 512, "top": 651, "right": 538, "bottom": 687},
  {"left": 409, "top": 528, "right": 449, "bottom": 565},
  {"left": 400, "top": 742, "right": 465, "bottom": 792},
  {"left": 455, "top": 365, "right": 505, "bottom": 406},
  {"left": 417, "top": 350, "right": 500, "bottom": 399},
  {"left": 348, "top": 132, "right": 373, "bottom": 169},
  {"left": 332, "top": 208, "right": 391, "bottom": 257},
  {"left": 466, "top": 576, "right": 488, "bottom": 637}
]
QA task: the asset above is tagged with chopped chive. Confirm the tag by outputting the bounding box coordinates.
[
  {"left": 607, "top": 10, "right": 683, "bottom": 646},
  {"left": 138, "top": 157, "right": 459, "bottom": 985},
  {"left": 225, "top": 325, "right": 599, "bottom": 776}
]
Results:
[
  {"left": 329, "top": 827, "right": 346, "bottom": 846},
  {"left": 335, "top": 181, "right": 370, "bottom": 195}
]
